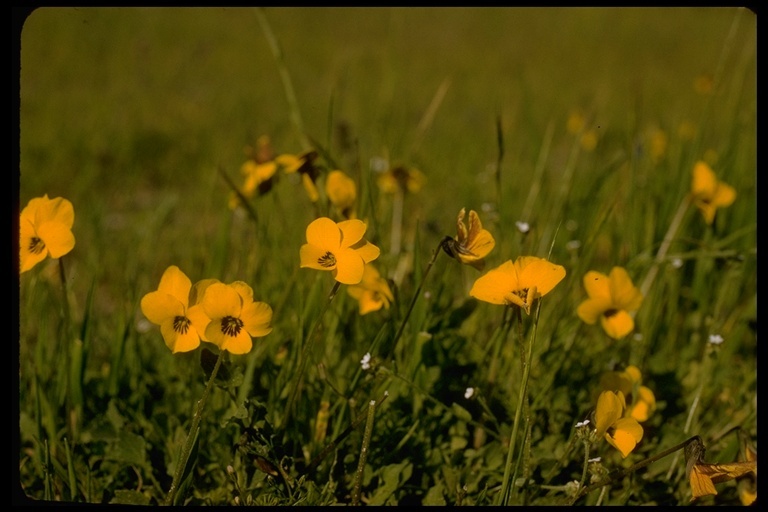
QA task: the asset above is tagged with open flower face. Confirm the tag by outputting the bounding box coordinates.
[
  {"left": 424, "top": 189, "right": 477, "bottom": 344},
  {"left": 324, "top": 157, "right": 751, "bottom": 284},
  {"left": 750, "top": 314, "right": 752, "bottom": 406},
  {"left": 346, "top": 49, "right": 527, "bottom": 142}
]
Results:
[
  {"left": 442, "top": 208, "right": 495, "bottom": 270},
  {"left": 595, "top": 390, "right": 644, "bottom": 458},
  {"left": 577, "top": 267, "right": 643, "bottom": 339},
  {"left": 140, "top": 266, "right": 207, "bottom": 354},
  {"left": 347, "top": 263, "right": 394, "bottom": 315},
  {"left": 300, "top": 217, "right": 381, "bottom": 285},
  {"left": 469, "top": 256, "right": 566, "bottom": 314},
  {"left": 325, "top": 170, "right": 357, "bottom": 219},
  {"left": 19, "top": 194, "right": 76, "bottom": 273},
  {"left": 691, "top": 161, "right": 736, "bottom": 225},
  {"left": 200, "top": 281, "right": 273, "bottom": 355}
]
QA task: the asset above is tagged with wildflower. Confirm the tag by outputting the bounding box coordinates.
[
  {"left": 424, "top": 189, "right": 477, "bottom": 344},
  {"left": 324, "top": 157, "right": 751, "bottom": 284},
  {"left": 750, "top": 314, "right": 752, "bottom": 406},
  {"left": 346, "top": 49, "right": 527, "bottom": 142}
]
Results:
[
  {"left": 685, "top": 435, "right": 757, "bottom": 502},
  {"left": 469, "top": 256, "right": 566, "bottom": 315},
  {"left": 515, "top": 221, "right": 530, "bottom": 234},
  {"left": 690, "top": 161, "right": 736, "bottom": 225},
  {"left": 325, "top": 169, "right": 357, "bottom": 219},
  {"left": 599, "top": 365, "right": 656, "bottom": 422},
  {"left": 464, "top": 387, "right": 474, "bottom": 399},
  {"left": 19, "top": 194, "right": 75, "bottom": 273},
  {"left": 575, "top": 419, "right": 590, "bottom": 428},
  {"left": 576, "top": 266, "right": 643, "bottom": 340},
  {"left": 442, "top": 208, "right": 496, "bottom": 270},
  {"left": 277, "top": 150, "right": 321, "bottom": 202},
  {"left": 140, "top": 266, "right": 211, "bottom": 353},
  {"left": 198, "top": 281, "right": 273, "bottom": 355},
  {"left": 229, "top": 135, "right": 279, "bottom": 209},
  {"left": 300, "top": 217, "right": 381, "bottom": 284},
  {"left": 594, "top": 390, "right": 643, "bottom": 458},
  {"left": 708, "top": 334, "right": 724, "bottom": 345},
  {"left": 377, "top": 164, "right": 426, "bottom": 195},
  {"left": 347, "top": 263, "right": 393, "bottom": 314}
]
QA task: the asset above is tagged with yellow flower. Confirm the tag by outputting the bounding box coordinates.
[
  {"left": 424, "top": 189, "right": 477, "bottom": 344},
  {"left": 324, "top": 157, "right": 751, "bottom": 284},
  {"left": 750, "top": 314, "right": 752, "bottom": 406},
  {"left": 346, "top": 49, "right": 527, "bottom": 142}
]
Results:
[
  {"left": 347, "top": 263, "right": 394, "bottom": 315},
  {"left": 595, "top": 390, "right": 644, "bottom": 458},
  {"left": 19, "top": 194, "right": 75, "bottom": 273},
  {"left": 199, "top": 281, "right": 273, "bottom": 355},
  {"left": 469, "top": 256, "right": 566, "bottom": 315},
  {"left": 300, "top": 217, "right": 380, "bottom": 284},
  {"left": 599, "top": 365, "right": 656, "bottom": 422},
  {"left": 377, "top": 165, "right": 426, "bottom": 195},
  {"left": 277, "top": 150, "right": 321, "bottom": 202},
  {"left": 325, "top": 170, "right": 357, "bottom": 219},
  {"left": 140, "top": 266, "right": 211, "bottom": 353},
  {"left": 442, "top": 207, "right": 495, "bottom": 270},
  {"left": 690, "top": 161, "right": 736, "bottom": 225},
  {"left": 577, "top": 267, "right": 643, "bottom": 339},
  {"left": 229, "top": 136, "right": 280, "bottom": 209}
]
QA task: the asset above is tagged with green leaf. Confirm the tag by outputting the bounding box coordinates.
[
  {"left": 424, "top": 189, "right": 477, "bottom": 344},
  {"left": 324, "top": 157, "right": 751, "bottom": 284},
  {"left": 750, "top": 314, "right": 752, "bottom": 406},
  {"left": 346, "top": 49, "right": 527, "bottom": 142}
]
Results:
[{"left": 107, "top": 431, "right": 147, "bottom": 467}]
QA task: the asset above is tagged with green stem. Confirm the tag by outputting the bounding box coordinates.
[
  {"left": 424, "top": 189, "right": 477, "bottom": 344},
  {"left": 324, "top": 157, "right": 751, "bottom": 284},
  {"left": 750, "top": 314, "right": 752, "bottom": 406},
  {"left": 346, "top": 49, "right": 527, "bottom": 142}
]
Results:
[
  {"left": 383, "top": 237, "right": 448, "bottom": 361},
  {"left": 281, "top": 281, "right": 341, "bottom": 431},
  {"left": 351, "top": 399, "right": 378, "bottom": 506},
  {"left": 164, "top": 352, "right": 223, "bottom": 506}
]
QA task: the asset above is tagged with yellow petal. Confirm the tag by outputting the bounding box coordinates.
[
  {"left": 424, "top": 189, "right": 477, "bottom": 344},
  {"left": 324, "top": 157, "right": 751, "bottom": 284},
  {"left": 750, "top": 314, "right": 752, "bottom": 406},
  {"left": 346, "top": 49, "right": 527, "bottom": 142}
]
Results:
[
  {"left": 333, "top": 249, "right": 365, "bottom": 284},
  {"left": 161, "top": 319, "right": 200, "bottom": 354},
  {"left": 353, "top": 240, "right": 381, "bottom": 264},
  {"left": 35, "top": 196, "right": 74, "bottom": 229},
  {"left": 692, "top": 161, "right": 717, "bottom": 198},
  {"left": 600, "top": 309, "right": 635, "bottom": 339},
  {"left": 608, "top": 267, "right": 643, "bottom": 311},
  {"left": 157, "top": 266, "right": 192, "bottom": 306},
  {"left": 302, "top": 174, "right": 320, "bottom": 202},
  {"left": 220, "top": 329, "right": 253, "bottom": 355},
  {"left": 306, "top": 217, "right": 341, "bottom": 251},
  {"left": 595, "top": 390, "right": 624, "bottom": 438},
  {"left": 582, "top": 270, "right": 611, "bottom": 302},
  {"left": 606, "top": 417, "right": 643, "bottom": 458},
  {"left": 577, "top": 297, "right": 612, "bottom": 324},
  {"left": 229, "top": 281, "right": 255, "bottom": 304},
  {"left": 242, "top": 301, "right": 273, "bottom": 338},
  {"left": 469, "top": 260, "right": 518, "bottom": 305},
  {"left": 187, "top": 304, "right": 212, "bottom": 342},
  {"left": 141, "top": 292, "right": 184, "bottom": 325},
  {"left": 201, "top": 283, "right": 242, "bottom": 320},
  {"left": 517, "top": 257, "right": 566, "bottom": 297},
  {"left": 629, "top": 386, "right": 656, "bottom": 422},
  {"left": 36, "top": 220, "right": 75, "bottom": 259},
  {"left": 300, "top": 244, "right": 336, "bottom": 271},
  {"left": 338, "top": 219, "right": 367, "bottom": 248},
  {"left": 713, "top": 181, "right": 736, "bottom": 208},
  {"left": 326, "top": 170, "right": 356, "bottom": 210}
]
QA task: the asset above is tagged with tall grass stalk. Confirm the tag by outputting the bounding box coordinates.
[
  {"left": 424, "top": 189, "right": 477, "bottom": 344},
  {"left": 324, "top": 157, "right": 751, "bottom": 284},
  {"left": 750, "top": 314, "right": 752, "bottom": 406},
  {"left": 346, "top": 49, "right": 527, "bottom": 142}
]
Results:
[
  {"left": 164, "top": 351, "right": 224, "bottom": 506},
  {"left": 351, "top": 398, "right": 378, "bottom": 506}
]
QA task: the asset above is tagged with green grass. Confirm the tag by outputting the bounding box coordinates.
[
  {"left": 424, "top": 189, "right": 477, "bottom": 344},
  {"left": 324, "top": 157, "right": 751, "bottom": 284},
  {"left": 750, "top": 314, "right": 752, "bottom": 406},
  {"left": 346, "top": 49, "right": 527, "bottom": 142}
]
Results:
[{"left": 17, "top": 7, "right": 756, "bottom": 506}]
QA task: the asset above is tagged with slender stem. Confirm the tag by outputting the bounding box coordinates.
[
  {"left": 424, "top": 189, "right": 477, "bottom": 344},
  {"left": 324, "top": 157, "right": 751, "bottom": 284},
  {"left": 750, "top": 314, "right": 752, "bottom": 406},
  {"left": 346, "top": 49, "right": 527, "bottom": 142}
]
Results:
[
  {"left": 383, "top": 237, "right": 448, "bottom": 361},
  {"left": 351, "top": 399, "right": 378, "bottom": 506},
  {"left": 579, "top": 439, "right": 590, "bottom": 489},
  {"left": 164, "top": 352, "right": 223, "bottom": 506},
  {"left": 281, "top": 281, "right": 341, "bottom": 431}
]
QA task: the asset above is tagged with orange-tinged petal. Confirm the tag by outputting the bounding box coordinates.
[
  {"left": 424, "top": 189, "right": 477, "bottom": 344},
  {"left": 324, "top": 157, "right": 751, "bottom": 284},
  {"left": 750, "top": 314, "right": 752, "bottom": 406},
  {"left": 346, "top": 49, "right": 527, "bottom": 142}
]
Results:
[
  {"left": 608, "top": 267, "right": 642, "bottom": 311},
  {"left": 19, "top": 218, "right": 47, "bottom": 272},
  {"left": 600, "top": 309, "right": 635, "bottom": 339},
  {"left": 353, "top": 240, "right": 381, "bottom": 264},
  {"left": 187, "top": 304, "right": 212, "bottom": 342},
  {"left": 470, "top": 260, "right": 518, "bottom": 305},
  {"left": 35, "top": 196, "right": 74, "bottom": 229},
  {"left": 190, "top": 278, "right": 220, "bottom": 306},
  {"left": 629, "top": 386, "right": 656, "bottom": 422},
  {"left": 338, "top": 219, "right": 367, "bottom": 248},
  {"left": 306, "top": 217, "right": 341, "bottom": 251},
  {"left": 161, "top": 319, "right": 200, "bottom": 354},
  {"left": 141, "top": 292, "right": 184, "bottom": 325},
  {"left": 595, "top": 391, "right": 624, "bottom": 438},
  {"left": 242, "top": 301, "right": 273, "bottom": 338},
  {"left": 300, "top": 244, "right": 336, "bottom": 271},
  {"left": 201, "top": 283, "right": 242, "bottom": 320},
  {"left": 606, "top": 417, "right": 643, "bottom": 458},
  {"left": 36, "top": 221, "right": 75, "bottom": 259},
  {"left": 583, "top": 270, "right": 611, "bottom": 302},
  {"left": 713, "top": 182, "right": 736, "bottom": 208},
  {"left": 333, "top": 249, "right": 365, "bottom": 284},
  {"left": 518, "top": 257, "right": 566, "bottom": 297},
  {"left": 229, "top": 281, "right": 254, "bottom": 304},
  {"left": 157, "top": 266, "right": 192, "bottom": 306},
  {"left": 692, "top": 161, "right": 717, "bottom": 198},
  {"left": 219, "top": 329, "right": 253, "bottom": 355}
]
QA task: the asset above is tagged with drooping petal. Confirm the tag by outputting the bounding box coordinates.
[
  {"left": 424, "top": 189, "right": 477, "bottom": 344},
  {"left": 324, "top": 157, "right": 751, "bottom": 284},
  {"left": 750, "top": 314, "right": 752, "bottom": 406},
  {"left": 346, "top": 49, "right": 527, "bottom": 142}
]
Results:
[
  {"left": 338, "top": 219, "right": 367, "bottom": 248},
  {"left": 157, "top": 266, "right": 192, "bottom": 306},
  {"left": 241, "top": 301, "right": 273, "bottom": 338},
  {"left": 300, "top": 244, "right": 336, "bottom": 271},
  {"left": 141, "top": 292, "right": 184, "bottom": 325},
  {"left": 306, "top": 217, "right": 342, "bottom": 250},
  {"left": 201, "top": 283, "right": 242, "bottom": 320},
  {"left": 518, "top": 257, "right": 566, "bottom": 297},
  {"left": 600, "top": 309, "right": 635, "bottom": 339},
  {"left": 470, "top": 260, "right": 518, "bottom": 305},
  {"left": 595, "top": 391, "right": 624, "bottom": 438},
  {"left": 333, "top": 249, "right": 365, "bottom": 284},
  {"left": 606, "top": 417, "right": 644, "bottom": 458}
]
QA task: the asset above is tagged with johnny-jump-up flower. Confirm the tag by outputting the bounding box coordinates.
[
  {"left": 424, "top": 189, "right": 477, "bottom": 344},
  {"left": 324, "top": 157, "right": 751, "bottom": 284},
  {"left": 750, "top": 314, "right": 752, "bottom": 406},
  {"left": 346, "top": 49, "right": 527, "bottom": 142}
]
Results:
[
  {"left": 229, "top": 135, "right": 279, "bottom": 209},
  {"left": 442, "top": 208, "right": 496, "bottom": 270},
  {"left": 347, "top": 263, "right": 393, "bottom": 315},
  {"left": 277, "top": 150, "right": 322, "bottom": 202},
  {"left": 599, "top": 365, "right": 656, "bottom": 423},
  {"left": 325, "top": 170, "right": 357, "bottom": 219},
  {"left": 19, "top": 194, "right": 75, "bottom": 273},
  {"left": 140, "top": 266, "right": 211, "bottom": 353},
  {"left": 594, "top": 390, "right": 644, "bottom": 458},
  {"left": 469, "top": 256, "right": 566, "bottom": 315},
  {"left": 690, "top": 161, "right": 736, "bottom": 225},
  {"left": 199, "top": 281, "right": 273, "bottom": 355},
  {"left": 576, "top": 266, "right": 643, "bottom": 339},
  {"left": 300, "top": 217, "right": 381, "bottom": 285}
]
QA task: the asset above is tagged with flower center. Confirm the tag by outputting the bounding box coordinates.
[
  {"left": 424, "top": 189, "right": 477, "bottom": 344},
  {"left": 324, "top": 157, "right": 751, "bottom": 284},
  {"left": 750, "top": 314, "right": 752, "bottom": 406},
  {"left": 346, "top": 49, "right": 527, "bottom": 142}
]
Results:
[
  {"left": 221, "top": 316, "right": 244, "bottom": 337},
  {"left": 317, "top": 251, "right": 337, "bottom": 268},
  {"left": 604, "top": 308, "right": 619, "bottom": 318},
  {"left": 173, "top": 316, "right": 191, "bottom": 335},
  {"left": 29, "top": 236, "right": 45, "bottom": 255}
]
